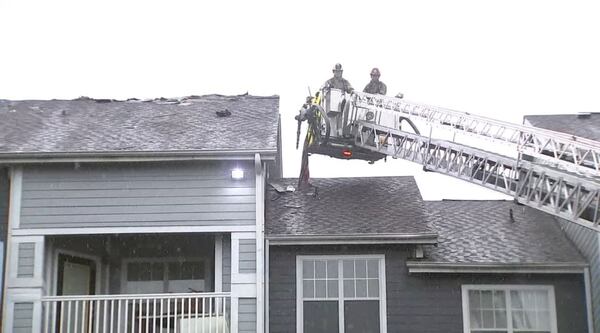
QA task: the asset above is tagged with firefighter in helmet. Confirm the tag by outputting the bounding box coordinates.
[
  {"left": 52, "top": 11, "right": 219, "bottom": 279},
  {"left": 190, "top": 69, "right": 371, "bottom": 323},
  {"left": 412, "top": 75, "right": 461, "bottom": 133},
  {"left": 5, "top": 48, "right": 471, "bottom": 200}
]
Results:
[
  {"left": 321, "top": 63, "right": 354, "bottom": 94},
  {"left": 363, "top": 67, "right": 387, "bottom": 95}
]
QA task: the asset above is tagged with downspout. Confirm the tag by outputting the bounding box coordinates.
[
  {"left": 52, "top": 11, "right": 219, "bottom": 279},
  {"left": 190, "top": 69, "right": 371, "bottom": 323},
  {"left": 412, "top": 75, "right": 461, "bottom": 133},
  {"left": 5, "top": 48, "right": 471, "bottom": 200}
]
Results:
[
  {"left": 265, "top": 238, "right": 270, "bottom": 333},
  {"left": 585, "top": 267, "right": 595, "bottom": 333},
  {"left": 255, "top": 154, "right": 265, "bottom": 333}
]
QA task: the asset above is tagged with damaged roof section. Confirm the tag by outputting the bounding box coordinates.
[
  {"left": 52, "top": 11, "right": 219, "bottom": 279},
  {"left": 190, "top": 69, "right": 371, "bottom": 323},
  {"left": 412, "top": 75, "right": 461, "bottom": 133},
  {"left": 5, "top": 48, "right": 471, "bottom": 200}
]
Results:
[
  {"left": 266, "top": 177, "right": 438, "bottom": 244},
  {"left": 407, "top": 200, "right": 587, "bottom": 272},
  {"left": 0, "top": 94, "right": 279, "bottom": 160}
]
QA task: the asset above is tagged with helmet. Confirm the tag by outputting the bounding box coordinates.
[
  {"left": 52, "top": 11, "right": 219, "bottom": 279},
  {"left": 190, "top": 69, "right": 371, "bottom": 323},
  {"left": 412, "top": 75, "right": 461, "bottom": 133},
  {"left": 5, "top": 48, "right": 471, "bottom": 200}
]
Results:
[
  {"left": 370, "top": 68, "right": 381, "bottom": 76},
  {"left": 333, "top": 63, "right": 343, "bottom": 71}
]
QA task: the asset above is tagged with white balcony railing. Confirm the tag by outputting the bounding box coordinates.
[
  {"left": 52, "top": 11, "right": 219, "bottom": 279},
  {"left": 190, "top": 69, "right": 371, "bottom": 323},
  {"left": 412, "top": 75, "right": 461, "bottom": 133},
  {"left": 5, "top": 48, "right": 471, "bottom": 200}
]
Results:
[{"left": 41, "top": 292, "right": 230, "bottom": 333}]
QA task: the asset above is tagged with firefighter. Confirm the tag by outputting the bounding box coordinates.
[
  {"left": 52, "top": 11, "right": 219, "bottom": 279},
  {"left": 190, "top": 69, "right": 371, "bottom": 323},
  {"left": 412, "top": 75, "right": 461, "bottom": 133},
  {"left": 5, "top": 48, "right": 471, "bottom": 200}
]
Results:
[
  {"left": 363, "top": 67, "right": 387, "bottom": 95},
  {"left": 321, "top": 63, "right": 353, "bottom": 93}
]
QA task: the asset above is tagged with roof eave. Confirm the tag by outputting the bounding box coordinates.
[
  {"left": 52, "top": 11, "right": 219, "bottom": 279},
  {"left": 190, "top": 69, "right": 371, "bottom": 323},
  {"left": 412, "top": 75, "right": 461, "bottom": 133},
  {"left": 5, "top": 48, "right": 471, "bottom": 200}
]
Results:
[
  {"left": 266, "top": 233, "right": 439, "bottom": 246},
  {"left": 406, "top": 261, "right": 588, "bottom": 274},
  {"left": 0, "top": 148, "right": 277, "bottom": 164}
]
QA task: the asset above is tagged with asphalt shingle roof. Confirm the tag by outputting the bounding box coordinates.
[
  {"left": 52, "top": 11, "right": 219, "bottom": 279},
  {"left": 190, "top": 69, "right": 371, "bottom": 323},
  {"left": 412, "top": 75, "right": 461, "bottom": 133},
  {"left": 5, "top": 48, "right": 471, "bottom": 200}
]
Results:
[
  {"left": 266, "top": 176, "right": 584, "bottom": 265},
  {"left": 265, "top": 177, "right": 436, "bottom": 239},
  {"left": 423, "top": 200, "right": 585, "bottom": 264},
  {"left": 525, "top": 113, "right": 600, "bottom": 141},
  {"left": 0, "top": 95, "right": 279, "bottom": 156}
]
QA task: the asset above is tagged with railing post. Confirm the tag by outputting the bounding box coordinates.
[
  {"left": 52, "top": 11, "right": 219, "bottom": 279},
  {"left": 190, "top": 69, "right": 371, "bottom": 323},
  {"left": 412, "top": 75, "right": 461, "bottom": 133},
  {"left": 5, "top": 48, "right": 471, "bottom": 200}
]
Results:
[
  {"left": 42, "top": 301, "right": 49, "bottom": 333},
  {"left": 52, "top": 301, "right": 57, "bottom": 333}
]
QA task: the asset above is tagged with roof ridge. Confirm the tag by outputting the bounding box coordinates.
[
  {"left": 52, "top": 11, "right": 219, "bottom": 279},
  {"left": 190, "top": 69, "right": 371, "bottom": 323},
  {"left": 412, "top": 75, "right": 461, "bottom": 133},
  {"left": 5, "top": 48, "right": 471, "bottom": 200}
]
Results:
[
  {"left": 0, "top": 94, "right": 280, "bottom": 157},
  {"left": 0, "top": 94, "right": 280, "bottom": 103},
  {"left": 428, "top": 199, "right": 514, "bottom": 203},
  {"left": 278, "top": 176, "right": 417, "bottom": 180}
]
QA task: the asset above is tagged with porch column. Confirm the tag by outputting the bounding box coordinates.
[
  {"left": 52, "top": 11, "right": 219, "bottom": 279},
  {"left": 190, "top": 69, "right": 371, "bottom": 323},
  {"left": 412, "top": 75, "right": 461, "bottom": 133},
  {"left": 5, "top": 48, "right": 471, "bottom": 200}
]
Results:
[
  {"left": 215, "top": 234, "right": 223, "bottom": 292},
  {"left": 2, "top": 167, "right": 44, "bottom": 333}
]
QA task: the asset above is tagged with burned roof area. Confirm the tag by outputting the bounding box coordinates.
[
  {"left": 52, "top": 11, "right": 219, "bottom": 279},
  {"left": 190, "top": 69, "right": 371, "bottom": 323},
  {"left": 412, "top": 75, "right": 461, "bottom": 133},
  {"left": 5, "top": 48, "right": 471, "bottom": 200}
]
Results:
[
  {"left": 0, "top": 94, "right": 279, "bottom": 155},
  {"left": 266, "top": 177, "right": 436, "bottom": 240}
]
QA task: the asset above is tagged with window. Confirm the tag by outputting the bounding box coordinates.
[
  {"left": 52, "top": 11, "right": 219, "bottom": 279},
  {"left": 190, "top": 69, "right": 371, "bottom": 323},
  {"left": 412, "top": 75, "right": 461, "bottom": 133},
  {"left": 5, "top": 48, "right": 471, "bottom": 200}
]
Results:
[
  {"left": 462, "top": 285, "right": 557, "bottom": 333},
  {"left": 297, "top": 255, "right": 386, "bottom": 333},
  {"left": 124, "top": 259, "right": 206, "bottom": 294}
]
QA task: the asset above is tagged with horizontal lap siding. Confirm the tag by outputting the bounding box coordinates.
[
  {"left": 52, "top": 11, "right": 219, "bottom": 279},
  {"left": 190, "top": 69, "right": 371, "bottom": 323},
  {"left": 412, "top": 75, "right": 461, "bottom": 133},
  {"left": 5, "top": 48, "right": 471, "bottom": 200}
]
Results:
[
  {"left": 269, "top": 246, "right": 296, "bottom": 333},
  {"left": 17, "top": 243, "right": 35, "bottom": 278},
  {"left": 19, "top": 163, "right": 256, "bottom": 229},
  {"left": 13, "top": 302, "right": 33, "bottom": 333},
  {"left": 223, "top": 235, "right": 231, "bottom": 292},
  {"left": 269, "top": 245, "right": 589, "bottom": 333},
  {"left": 0, "top": 169, "right": 7, "bottom": 305},
  {"left": 239, "top": 298, "right": 257, "bottom": 333},
  {"left": 559, "top": 219, "right": 600, "bottom": 333},
  {"left": 239, "top": 239, "right": 256, "bottom": 273},
  {"left": 0, "top": 169, "right": 7, "bottom": 230}
]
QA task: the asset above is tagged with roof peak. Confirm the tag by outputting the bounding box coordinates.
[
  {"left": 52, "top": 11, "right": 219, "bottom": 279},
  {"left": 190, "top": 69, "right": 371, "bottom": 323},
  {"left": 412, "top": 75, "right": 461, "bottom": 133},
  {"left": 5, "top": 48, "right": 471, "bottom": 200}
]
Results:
[
  {"left": 279, "top": 176, "right": 417, "bottom": 180},
  {"left": 0, "top": 93, "right": 280, "bottom": 159},
  {"left": 1, "top": 93, "right": 279, "bottom": 104},
  {"left": 433, "top": 199, "right": 514, "bottom": 203}
]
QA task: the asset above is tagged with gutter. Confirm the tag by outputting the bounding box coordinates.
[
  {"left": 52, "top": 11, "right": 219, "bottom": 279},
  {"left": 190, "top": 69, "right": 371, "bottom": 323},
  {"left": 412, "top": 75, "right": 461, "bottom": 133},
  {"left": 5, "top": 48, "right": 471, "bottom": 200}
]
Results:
[
  {"left": 0, "top": 148, "right": 277, "bottom": 164},
  {"left": 266, "top": 233, "right": 438, "bottom": 245},
  {"left": 406, "top": 261, "right": 589, "bottom": 274}
]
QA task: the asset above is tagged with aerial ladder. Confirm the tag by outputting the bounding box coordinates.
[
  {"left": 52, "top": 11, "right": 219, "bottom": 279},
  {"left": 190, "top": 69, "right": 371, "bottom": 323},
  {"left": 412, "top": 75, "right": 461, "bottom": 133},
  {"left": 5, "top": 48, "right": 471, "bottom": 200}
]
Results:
[{"left": 295, "top": 88, "right": 600, "bottom": 231}]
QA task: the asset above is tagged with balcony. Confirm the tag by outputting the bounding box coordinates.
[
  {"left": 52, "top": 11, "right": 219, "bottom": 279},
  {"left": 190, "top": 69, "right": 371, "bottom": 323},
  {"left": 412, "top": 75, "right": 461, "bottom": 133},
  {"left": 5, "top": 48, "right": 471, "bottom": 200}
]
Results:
[{"left": 41, "top": 292, "right": 230, "bottom": 333}]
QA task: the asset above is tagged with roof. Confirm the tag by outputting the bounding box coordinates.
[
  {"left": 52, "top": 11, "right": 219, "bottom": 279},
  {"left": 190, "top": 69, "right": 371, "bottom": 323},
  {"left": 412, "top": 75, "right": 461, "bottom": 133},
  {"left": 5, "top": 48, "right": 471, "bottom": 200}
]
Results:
[
  {"left": 266, "top": 177, "right": 586, "bottom": 271},
  {"left": 265, "top": 177, "right": 437, "bottom": 244},
  {"left": 408, "top": 200, "right": 586, "bottom": 271},
  {"left": 524, "top": 113, "right": 600, "bottom": 141},
  {"left": 0, "top": 94, "right": 279, "bottom": 160}
]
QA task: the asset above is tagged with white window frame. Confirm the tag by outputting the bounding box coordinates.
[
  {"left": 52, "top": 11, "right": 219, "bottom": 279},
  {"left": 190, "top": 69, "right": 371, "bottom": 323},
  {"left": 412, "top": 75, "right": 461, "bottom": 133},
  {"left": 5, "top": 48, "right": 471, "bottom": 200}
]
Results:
[
  {"left": 296, "top": 254, "right": 387, "bottom": 333},
  {"left": 461, "top": 284, "right": 558, "bottom": 333},
  {"left": 121, "top": 256, "right": 211, "bottom": 294}
]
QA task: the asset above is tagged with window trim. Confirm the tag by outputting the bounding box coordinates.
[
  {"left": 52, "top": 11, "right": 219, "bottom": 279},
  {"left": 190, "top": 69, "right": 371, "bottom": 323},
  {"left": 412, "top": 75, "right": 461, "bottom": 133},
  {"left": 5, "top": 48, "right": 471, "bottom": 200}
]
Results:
[
  {"left": 461, "top": 284, "right": 558, "bottom": 333},
  {"left": 296, "top": 254, "right": 387, "bottom": 333},
  {"left": 53, "top": 249, "right": 102, "bottom": 296},
  {"left": 121, "top": 256, "right": 211, "bottom": 294}
]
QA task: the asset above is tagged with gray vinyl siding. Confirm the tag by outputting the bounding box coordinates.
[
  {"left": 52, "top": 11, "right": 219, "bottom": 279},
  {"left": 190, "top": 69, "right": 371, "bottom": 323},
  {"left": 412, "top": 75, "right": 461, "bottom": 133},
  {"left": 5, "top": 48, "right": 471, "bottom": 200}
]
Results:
[
  {"left": 0, "top": 169, "right": 8, "bottom": 306},
  {"left": 13, "top": 302, "right": 33, "bottom": 333},
  {"left": 19, "top": 162, "right": 256, "bottom": 229},
  {"left": 0, "top": 168, "right": 8, "bottom": 230},
  {"left": 559, "top": 219, "right": 600, "bottom": 333},
  {"left": 239, "top": 297, "right": 257, "bottom": 333},
  {"left": 17, "top": 242, "right": 35, "bottom": 278},
  {"left": 223, "top": 235, "right": 231, "bottom": 292},
  {"left": 269, "top": 245, "right": 589, "bottom": 333},
  {"left": 238, "top": 239, "right": 256, "bottom": 273}
]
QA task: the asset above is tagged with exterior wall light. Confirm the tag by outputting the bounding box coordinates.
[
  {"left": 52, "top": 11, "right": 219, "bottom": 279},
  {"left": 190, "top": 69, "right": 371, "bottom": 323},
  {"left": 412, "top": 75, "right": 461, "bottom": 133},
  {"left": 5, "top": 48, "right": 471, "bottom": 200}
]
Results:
[{"left": 231, "top": 168, "right": 244, "bottom": 180}]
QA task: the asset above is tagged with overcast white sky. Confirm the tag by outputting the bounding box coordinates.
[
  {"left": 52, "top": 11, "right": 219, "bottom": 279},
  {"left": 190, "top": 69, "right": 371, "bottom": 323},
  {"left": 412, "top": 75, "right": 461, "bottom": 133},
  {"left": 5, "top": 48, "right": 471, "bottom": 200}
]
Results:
[{"left": 1, "top": 0, "right": 599, "bottom": 200}]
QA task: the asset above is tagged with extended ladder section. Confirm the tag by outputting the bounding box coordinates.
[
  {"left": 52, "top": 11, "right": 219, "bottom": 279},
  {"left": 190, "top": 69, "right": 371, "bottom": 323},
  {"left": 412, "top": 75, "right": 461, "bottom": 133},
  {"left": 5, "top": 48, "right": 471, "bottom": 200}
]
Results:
[
  {"left": 350, "top": 92, "right": 600, "bottom": 231},
  {"left": 354, "top": 92, "right": 600, "bottom": 176}
]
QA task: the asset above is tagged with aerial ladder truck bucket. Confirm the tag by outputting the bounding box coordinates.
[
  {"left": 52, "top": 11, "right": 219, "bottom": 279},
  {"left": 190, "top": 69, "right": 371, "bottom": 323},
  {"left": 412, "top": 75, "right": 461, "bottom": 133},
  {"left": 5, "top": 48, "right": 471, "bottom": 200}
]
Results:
[
  {"left": 296, "top": 89, "right": 600, "bottom": 231},
  {"left": 296, "top": 88, "right": 387, "bottom": 163}
]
